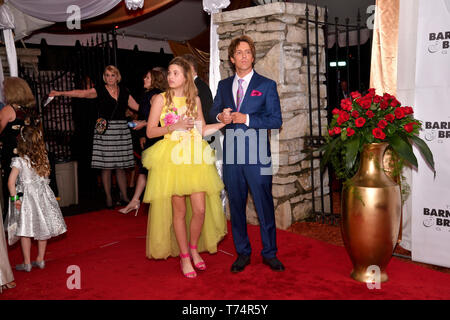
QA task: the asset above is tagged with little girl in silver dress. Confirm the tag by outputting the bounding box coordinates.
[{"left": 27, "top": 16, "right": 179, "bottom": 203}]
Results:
[{"left": 5, "top": 125, "right": 66, "bottom": 272}]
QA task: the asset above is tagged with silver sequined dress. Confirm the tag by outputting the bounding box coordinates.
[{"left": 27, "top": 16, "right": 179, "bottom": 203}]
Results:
[{"left": 5, "top": 157, "right": 67, "bottom": 245}]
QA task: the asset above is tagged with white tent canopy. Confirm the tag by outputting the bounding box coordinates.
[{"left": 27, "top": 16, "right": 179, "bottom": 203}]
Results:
[
  {"left": 7, "top": 0, "right": 121, "bottom": 23},
  {"left": 0, "top": 0, "right": 125, "bottom": 77},
  {"left": 6, "top": 2, "right": 53, "bottom": 41},
  {"left": 0, "top": 3, "right": 18, "bottom": 101},
  {"left": 0, "top": 0, "right": 121, "bottom": 100}
]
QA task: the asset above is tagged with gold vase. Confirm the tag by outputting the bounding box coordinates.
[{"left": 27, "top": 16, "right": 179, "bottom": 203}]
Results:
[{"left": 341, "top": 142, "right": 401, "bottom": 283}]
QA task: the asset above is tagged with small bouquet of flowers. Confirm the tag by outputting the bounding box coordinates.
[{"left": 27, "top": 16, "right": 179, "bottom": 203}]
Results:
[{"left": 163, "top": 107, "right": 180, "bottom": 126}]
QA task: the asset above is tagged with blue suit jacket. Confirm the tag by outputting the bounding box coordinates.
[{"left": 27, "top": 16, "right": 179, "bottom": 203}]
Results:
[{"left": 210, "top": 72, "right": 282, "bottom": 166}]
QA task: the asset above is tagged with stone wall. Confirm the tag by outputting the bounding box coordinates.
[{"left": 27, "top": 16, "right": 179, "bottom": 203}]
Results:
[
  {"left": 214, "top": 2, "right": 330, "bottom": 229},
  {"left": 0, "top": 48, "right": 41, "bottom": 76}
]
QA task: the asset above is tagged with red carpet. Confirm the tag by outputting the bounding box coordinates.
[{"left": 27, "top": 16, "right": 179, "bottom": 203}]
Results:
[{"left": 1, "top": 208, "right": 450, "bottom": 300}]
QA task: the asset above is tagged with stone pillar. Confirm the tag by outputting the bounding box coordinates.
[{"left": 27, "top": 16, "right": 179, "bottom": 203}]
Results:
[{"left": 214, "top": 2, "right": 329, "bottom": 229}]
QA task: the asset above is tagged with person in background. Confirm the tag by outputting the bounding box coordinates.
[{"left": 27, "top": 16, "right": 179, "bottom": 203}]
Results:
[
  {"left": 338, "top": 80, "right": 350, "bottom": 101},
  {"left": 71, "top": 75, "right": 97, "bottom": 200},
  {"left": 181, "top": 54, "right": 214, "bottom": 125},
  {"left": 119, "top": 68, "right": 168, "bottom": 215},
  {"left": 0, "top": 99, "right": 13, "bottom": 291},
  {"left": 125, "top": 106, "right": 140, "bottom": 191},
  {"left": 50, "top": 65, "right": 140, "bottom": 209},
  {"left": 0, "top": 77, "right": 37, "bottom": 219},
  {"left": 0, "top": 201, "right": 15, "bottom": 293}
]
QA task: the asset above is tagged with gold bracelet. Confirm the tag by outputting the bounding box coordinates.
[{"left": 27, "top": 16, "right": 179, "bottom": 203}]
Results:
[{"left": 167, "top": 125, "right": 172, "bottom": 133}]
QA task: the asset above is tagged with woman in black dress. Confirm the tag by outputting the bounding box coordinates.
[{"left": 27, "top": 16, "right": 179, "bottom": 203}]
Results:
[
  {"left": 119, "top": 68, "right": 168, "bottom": 214},
  {"left": 50, "top": 65, "right": 140, "bottom": 209},
  {"left": 0, "top": 77, "right": 37, "bottom": 215},
  {"left": 0, "top": 76, "right": 36, "bottom": 291}
]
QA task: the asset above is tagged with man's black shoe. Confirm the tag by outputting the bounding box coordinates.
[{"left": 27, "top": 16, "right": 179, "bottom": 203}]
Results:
[
  {"left": 262, "top": 257, "right": 285, "bottom": 271},
  {"left": 231, "top": 254, "right": 250, "bottom": 273}
]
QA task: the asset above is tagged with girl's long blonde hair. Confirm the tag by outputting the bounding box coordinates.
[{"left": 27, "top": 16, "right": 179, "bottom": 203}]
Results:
[
  {"left": 17, "top": 125, "right": 50, "bottom": 177},
  {"left": 165, "top": 57, "right": 198, "bottom": 118}
]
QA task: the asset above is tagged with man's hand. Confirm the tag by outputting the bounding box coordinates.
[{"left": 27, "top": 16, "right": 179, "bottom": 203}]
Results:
[
  {"left": 231, "top": 112, "right": 247, "bottom": 124},
  {"left": 218, "top": 108, "right": 233, "bottom": 124}
]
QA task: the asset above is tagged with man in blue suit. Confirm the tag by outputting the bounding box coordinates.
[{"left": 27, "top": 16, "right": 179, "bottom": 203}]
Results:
[{"left": 210, "top": 35, "right": 284, "bottom": 272}]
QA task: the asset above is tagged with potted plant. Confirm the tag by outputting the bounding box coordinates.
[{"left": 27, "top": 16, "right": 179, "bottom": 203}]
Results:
[
  {"left": 320, "top": 88, "right": 435, "bottom": 283},
  {"left": 323, "top": 89, "right": 435, "bottom": 181}
]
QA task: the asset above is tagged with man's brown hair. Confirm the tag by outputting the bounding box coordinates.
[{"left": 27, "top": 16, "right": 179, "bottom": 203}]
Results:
[
  {"left": 181, "top": 54, "right": 199, "bottom": 74},
  {"left": 227, "top": 35, "right": 256, "bottom": 70}
]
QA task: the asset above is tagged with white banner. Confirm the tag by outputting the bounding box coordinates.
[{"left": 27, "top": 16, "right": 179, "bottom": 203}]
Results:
[
  {"left": 397, "top": 0, "right": 420, "bottom": 251},
  {"left": 411, "top": 0, "right": 450, "bottom": 268}
]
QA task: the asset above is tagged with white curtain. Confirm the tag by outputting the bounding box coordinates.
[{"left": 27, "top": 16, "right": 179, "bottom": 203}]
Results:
[
  {"left": 396, "top": 0, "right": 420, "bottom": 251},
  {"left": 0, "top": 3, "right": 14, "bottom": 29},
  {"left": 6, "top": 0, "right": 121, "bottom": 22},
  {"left": 6, "top": 3, "right": 54, "bottom": 40},
  {"left": 203, "top": 0, "right": 230, "bottom": 215},
  {"left": 3, "top": 29, "right": 17, "bottom": 77},
  {"left": 0, "top": 3, "right": 18, "bottom": 91},
  {"left": 203, "top": 0, "right": 230, "bottom": 97}
]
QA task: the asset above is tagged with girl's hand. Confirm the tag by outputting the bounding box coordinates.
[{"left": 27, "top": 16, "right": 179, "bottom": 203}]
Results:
[
  {"left": 219, "top": 108, "right": 233, "bottom": 124},
  {"left": 15, "top": 199, "right": 21, "bottom": 211},
  {"left": 172, "top": 116, "right": 194, "bottom": 131},
  {"left": 48, "top": 90, "right": 60, "bottom": 97}
]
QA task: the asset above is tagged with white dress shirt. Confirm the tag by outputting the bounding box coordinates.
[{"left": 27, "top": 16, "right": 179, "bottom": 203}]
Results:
[
  {"left": 232, "top": 69, "right": 254, "bottom": 108},
  {"left": 217, "top": 70, "right": 254, "bottom": 126}
]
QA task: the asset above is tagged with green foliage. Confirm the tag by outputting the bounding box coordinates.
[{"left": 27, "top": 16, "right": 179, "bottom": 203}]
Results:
[{"left": 321, "top": 90, "right": 436, "bottom": 181}]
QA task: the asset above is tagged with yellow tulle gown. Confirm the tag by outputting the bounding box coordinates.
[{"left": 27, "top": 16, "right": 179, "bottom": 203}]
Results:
[{"left": 142, "top": 93, "right": 227, "bottom": 259}]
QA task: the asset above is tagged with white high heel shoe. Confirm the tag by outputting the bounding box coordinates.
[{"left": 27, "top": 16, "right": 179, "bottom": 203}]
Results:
[{"left": 118, "top": 199, "right": 140, "bottom": 216}]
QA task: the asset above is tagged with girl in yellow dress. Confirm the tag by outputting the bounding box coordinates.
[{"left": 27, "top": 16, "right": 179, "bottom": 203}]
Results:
[{"left": 142, "top": 57, "right": 227, "bottom": 278}]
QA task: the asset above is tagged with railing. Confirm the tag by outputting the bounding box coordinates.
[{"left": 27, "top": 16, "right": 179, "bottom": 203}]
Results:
[
  {"left": 303, "top": 4, "right": 370, "bottom": 224},
  {"left": 19, "top": 31, "right": 118, "bottom": 163}
]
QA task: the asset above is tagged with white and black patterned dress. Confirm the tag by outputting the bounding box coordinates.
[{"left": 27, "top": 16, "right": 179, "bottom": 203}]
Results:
[{"left": 91, "top": 84, "right": 135, "bottom": 169}]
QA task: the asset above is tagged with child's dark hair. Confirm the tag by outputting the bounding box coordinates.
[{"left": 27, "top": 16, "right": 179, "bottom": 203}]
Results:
[{"left": 17, "top": 125, "right": 50, "bottom": 177}]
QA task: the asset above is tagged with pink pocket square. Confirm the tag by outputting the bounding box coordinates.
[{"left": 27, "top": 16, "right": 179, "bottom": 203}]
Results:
[{"left": 251, "top": 90, "right": 262, "bottom": 96}]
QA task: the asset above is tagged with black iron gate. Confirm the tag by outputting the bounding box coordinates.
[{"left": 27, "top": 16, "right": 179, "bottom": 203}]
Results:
[
  {"left": 302, "top": 4, "right": 370, "bottom": 224},
  {"left": 19, "top": 32, "right": 117, "bottom": 161},
  {"left": 19, "top": 31, "right": 119, "bottom": 200},
  {"left": 19, "top": 30, "right": 172, "bottom": 205}
]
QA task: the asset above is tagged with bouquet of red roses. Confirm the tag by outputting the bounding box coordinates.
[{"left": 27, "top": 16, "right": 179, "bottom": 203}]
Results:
[{"left": 321, "top": 89, "right": 435, "bottom": 180}]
